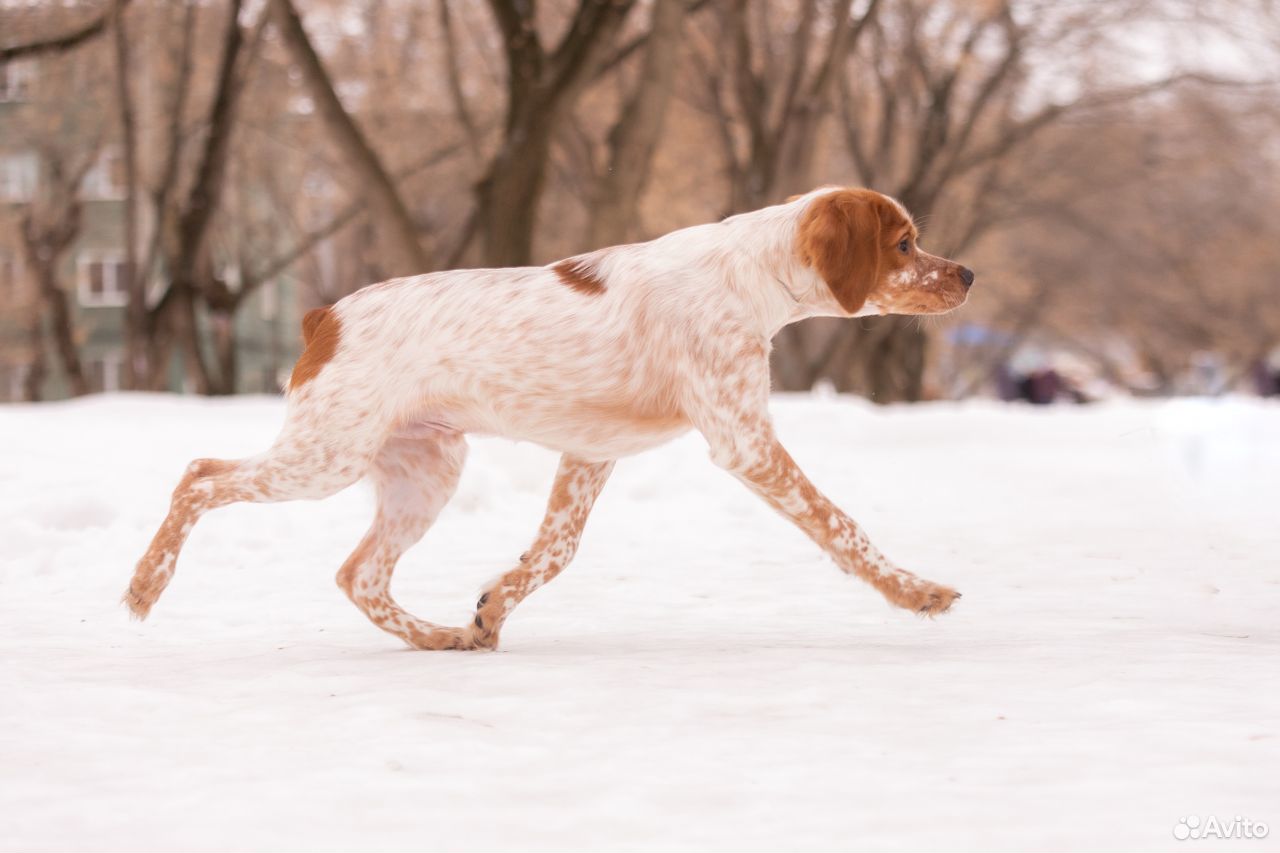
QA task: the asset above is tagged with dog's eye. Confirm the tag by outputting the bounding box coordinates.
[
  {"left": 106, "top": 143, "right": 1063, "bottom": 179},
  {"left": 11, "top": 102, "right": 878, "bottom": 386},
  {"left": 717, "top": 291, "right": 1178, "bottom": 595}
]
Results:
[{"left": 898, "top": 238, "right": 911, "bottom": 254}]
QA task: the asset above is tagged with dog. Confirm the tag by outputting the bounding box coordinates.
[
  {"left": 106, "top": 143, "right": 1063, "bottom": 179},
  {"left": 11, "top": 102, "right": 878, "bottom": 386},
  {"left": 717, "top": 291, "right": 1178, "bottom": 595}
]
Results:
[{"left": 124, "top": 186, "right": 974, "bottom": 650}]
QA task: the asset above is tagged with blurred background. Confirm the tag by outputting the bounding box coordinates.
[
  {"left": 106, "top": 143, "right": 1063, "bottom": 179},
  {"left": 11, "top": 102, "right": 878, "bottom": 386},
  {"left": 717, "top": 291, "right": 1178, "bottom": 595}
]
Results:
[{"left": 1, "top": 0, "right": 1277, "bottom": 405}]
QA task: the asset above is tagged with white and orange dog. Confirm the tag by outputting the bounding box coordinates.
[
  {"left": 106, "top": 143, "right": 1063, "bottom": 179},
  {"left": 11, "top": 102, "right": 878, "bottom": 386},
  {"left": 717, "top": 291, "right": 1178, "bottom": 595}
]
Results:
[{"left": 125, "top": 187, "right": 974, "bottom": 650}]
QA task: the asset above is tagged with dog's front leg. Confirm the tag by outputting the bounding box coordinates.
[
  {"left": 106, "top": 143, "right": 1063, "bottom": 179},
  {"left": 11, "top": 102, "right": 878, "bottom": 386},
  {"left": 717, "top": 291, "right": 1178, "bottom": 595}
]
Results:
[{"left": 688, "top": 344, "right": 960, "bottom": 616}]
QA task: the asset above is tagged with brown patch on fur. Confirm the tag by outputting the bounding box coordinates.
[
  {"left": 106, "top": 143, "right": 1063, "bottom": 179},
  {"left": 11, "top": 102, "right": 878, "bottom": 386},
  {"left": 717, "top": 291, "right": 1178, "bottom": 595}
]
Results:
[
  {"left": 795, "top": 189, "right": 906, "bottom": 314},
  {"left": 551, "top": 258, "right": 606, "bottom": 295},
  {"left": 289, "top": 306, "right": 341, "bottom": 390}
]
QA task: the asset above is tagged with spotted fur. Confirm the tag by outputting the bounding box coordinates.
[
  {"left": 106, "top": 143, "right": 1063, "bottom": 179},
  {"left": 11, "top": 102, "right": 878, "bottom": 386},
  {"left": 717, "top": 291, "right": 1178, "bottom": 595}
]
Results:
[{"left": 124, "top": 186, "right": 973, "bottom": 650}]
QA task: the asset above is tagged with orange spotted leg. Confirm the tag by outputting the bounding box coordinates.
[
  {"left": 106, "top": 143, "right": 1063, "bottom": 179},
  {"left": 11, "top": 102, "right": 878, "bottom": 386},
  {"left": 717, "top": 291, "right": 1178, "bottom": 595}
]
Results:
[
  {"left": 336, "top": 433, "right": 472, "bottom": 650},
  {"left": 690, "top": 342, "right": 960, "bottom": 616},
  {"left": 124, "top": 420, "right": 381, "bottom": 620},
  {"left": 467, "top": 455, "right": 614, "bottom": 649}
]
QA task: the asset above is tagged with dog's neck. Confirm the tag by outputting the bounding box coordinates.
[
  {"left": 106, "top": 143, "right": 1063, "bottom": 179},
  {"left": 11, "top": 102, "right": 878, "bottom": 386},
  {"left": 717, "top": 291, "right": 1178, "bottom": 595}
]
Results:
[{"left": 712, "top": 201, "right": 852, "bottom": 338}]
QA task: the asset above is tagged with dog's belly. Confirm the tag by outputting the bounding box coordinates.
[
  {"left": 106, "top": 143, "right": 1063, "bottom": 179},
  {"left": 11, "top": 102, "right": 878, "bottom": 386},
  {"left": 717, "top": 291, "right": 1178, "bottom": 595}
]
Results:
[
  {"left": 507, "top": 403, "right": 692, "bottom": 460},
  {"left": 402, "top": 391, "right": 692, "bottom": 461}
]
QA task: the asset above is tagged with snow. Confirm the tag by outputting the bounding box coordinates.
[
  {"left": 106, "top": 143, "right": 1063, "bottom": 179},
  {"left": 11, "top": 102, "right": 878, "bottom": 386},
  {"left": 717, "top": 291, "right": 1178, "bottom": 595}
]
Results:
[{"left": 1, "top": 394, "right": 1277, "bottom": 852}]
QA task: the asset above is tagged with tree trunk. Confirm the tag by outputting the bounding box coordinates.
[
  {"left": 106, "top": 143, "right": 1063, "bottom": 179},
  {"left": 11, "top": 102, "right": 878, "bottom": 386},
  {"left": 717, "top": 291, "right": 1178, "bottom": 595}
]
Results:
[
  {"left": 209, "top": 310, "right": 238, "bottom": 395},
  {"left": 174, "top": 285, "right": 211, "bottom": 394},
  {"left": 20, "top": 210, "right": 89, "bottom": 397},
  {"left": 23, "top": 257, "right": 90, "bottom": 397},
  {"left": 152, "top": 0, "right": 244, "bottom": 394},
  {"left": 476, "top": 119, "right": 556, "bottom": 267},
  {"left": 39, "top": 265, "right": 91, "bottom": 397},
  {"left": 113, "top": 0, "right": 146, "bottom": 389},
  {"left": 22, "top": 307, "right": 47, "bottom": 403},
  {"left": 586, "top": 0, "right": 686, "bottom": 249},
  {"left": 827, "top": 316, "right": 929, "bottom": 402},
  {"left": 478, "top": 0, "right": 636, "bottom": 267},
  {"left": 145, "top": 314, "right": 175, "bottom": 392}
]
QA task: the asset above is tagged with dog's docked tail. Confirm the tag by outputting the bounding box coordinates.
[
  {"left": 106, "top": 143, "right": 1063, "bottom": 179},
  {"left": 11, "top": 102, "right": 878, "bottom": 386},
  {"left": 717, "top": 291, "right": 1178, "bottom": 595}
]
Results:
[{"left": 288, "top": 305, "right": 341, "bottom": 393}]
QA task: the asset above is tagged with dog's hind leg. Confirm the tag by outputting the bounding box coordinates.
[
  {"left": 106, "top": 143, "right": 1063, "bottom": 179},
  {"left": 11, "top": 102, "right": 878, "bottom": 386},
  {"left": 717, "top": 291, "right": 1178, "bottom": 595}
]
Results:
[
  {"left": 336, "top": 432, "right": 471, "bottom": 650},
  {"left": 123, "top": 395, "right": 385, "bottom": 620},
  {"left": 467, "top": 455, "right": 614, "bottom": 650}
]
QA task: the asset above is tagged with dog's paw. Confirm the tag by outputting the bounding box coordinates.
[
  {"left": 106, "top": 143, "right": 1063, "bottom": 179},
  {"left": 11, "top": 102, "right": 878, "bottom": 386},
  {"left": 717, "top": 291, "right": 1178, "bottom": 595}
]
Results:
[
  {"left": 912, "top": 581, "right": 961, "bottom": 617},
  {"left": 465, "top": 602, "right": 501, "bottom": 650},
  {"left": 121, "top": 584, "right": 153, "bottom": 621},
  {"left": 403, "top": 625, "right": 473, "bottom": 651}
]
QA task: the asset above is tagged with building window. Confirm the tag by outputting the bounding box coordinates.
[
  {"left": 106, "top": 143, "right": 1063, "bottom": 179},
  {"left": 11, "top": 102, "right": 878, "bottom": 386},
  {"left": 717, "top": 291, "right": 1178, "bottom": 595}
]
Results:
[
  {"left": 0, "top": 61, "right": 35, "bottom": 102},
  {"left": 88, "top": 351, "right": 124, "bottom": 393},
  {"left": 0, "top": 153, "right": 38, "bottom": 202},
  {"left": 82, "top": 148, "right": 126, "bottom": 200},
  {"left": 77, "top": 252, "right": 128, "bottom": 307}
]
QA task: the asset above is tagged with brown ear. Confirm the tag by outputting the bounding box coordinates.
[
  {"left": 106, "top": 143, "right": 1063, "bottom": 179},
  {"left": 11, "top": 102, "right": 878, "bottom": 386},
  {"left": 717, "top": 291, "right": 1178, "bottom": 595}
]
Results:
[{"left": 795, "top": 190, "right": 886, "bottom": 314}]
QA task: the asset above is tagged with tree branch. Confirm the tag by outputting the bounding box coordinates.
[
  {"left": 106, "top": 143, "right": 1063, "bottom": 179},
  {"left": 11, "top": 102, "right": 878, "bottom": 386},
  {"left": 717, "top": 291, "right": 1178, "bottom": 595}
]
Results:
[
  {"left": 177, "top": 0, "right": 245, "bottom": 271},
  {"left": 0, "top": 0, "right": 129, "bottom": 63},
  {"left": 595, "top": 0, "right": 715, "bottom": 76},
  {"left": 437, "top": 0, "right": 482, "bottom": 157},
  {"left": 270, "top": 0, "right": 431, "bottom": 274},
  {"left": 243, "top": 135, "right": 478, "bottom": 294}
]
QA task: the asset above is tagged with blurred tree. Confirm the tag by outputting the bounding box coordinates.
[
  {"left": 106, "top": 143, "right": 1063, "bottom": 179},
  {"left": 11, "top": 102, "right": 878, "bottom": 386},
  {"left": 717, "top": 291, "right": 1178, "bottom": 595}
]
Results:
[
  {"left": 3, "top": 0, "right": 1277, "bottom": 403},
  {"left": 149, "top": 0, "right": 250, "bottom": 394},
  {"left": 586, "top": 0, "right": 689, "bottom": 248},
  {"left": 269, "top": 0, "right": 431, "bottom": 277},
  {"left": 477, "top": 0, "right": 637, "bottom": 266},
  {"left": 2, "top": 5, "right": 117, "bottom": 400},
  {"left": 19, "top": 150, "right": 98, "bottom": 400},
  {"left": 688, "top": 0, "right": 880, "bottom": 389}
]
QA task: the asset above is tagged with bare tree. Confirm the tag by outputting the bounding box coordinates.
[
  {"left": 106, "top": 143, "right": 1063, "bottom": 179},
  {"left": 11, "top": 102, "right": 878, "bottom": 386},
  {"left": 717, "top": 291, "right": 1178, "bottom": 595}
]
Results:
[
  {"left": 2, "top": 6, "right": 118, "bottom": 400},
  {"left": 691, "top": 0, "right": 880, "bottom": 214},
  {"left": 819, "top": 0, "right": 1248, "bottom": 401},
  {"left": 159, "top": 0, "right": 248, "bottom": 393},
  {"left": 584, "top": 0, "right": 689, "bottom": 248},
  {"left": 110, "top": 0, "right": 143, "bottom": 389},
  {"left": 477, "top": 0, "right": 638, "bottom": 266},
  {"left": 19, "top": 150, "right": 100, "bottom": 398},
  {"left": 683, "top": 0, "right": 880, "bottom": 389},
  {"left": 269, "top": 0, "right": 431, "bottom": 277},
  {"left": 5, "top": 0, "right": 1276, "bottom": 405}
]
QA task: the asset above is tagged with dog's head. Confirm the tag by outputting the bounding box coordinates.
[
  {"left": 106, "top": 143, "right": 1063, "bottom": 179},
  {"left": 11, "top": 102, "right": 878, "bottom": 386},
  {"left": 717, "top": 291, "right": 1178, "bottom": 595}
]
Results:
[{"left": 795, "top": 187, "right": 974, "bottom": 317}]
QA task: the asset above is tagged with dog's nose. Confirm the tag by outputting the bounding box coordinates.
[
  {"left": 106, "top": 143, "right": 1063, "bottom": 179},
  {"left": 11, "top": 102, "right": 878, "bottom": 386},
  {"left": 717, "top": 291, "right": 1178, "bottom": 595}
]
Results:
[{"left": 958, "top": 266, "right": 975, "bottom": 288}]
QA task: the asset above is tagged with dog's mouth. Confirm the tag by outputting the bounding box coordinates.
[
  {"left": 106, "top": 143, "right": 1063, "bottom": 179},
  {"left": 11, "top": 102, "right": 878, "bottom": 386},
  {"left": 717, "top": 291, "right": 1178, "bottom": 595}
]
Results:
[
  {"left": 873, "top": 281, "right": 970, "bottom": 316},
  {"left": 869, "top": 256, "right": 973, "bottom": 316}
]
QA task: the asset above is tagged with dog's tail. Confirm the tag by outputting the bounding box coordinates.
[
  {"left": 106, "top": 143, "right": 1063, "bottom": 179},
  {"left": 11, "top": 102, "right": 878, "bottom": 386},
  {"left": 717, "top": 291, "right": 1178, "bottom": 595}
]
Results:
[{"left": 287, "top": 305, "right": 340, "bottom": 393}]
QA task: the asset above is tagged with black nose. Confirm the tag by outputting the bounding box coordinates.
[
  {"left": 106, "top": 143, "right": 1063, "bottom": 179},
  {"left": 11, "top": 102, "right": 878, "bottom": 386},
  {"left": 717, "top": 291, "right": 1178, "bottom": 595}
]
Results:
[{"left": 959, "top": 266, "right": 975, "bottom": 288}]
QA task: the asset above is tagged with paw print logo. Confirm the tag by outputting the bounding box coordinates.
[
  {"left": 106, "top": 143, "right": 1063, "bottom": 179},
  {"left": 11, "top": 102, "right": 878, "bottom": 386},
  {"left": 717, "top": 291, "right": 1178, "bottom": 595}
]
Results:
[{"left": 1173, "top": 816, "right": 1201, "bottom": 840}]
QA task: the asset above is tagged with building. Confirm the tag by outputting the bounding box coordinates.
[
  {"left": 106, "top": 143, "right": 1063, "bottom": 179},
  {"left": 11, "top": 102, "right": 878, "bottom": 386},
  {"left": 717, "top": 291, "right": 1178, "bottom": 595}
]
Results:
[{"left": 0, "top": 53, "right": 300, "bottom": 402}]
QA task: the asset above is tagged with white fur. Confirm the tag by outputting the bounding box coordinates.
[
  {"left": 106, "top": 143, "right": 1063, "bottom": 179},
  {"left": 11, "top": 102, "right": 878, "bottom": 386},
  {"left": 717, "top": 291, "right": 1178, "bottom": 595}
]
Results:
[{"left": 125, "top": 188, "right": 963, "bottom": 651}]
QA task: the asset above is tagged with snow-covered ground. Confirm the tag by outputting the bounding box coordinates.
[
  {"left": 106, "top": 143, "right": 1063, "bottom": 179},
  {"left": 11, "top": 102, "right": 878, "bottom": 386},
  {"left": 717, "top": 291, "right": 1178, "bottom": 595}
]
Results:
[{"left": 1, "top": 394, "right": 1277, "bottom": 852}]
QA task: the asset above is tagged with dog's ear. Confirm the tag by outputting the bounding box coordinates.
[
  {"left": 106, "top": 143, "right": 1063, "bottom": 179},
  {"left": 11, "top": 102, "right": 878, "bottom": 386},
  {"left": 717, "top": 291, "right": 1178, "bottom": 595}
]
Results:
[{"left": 796, "top": 190, "right": 889, "bottom": 314}]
